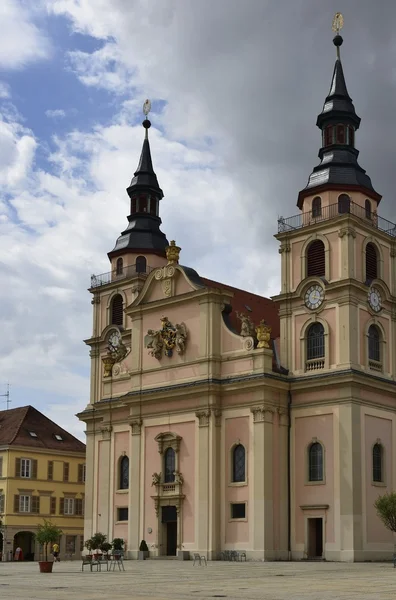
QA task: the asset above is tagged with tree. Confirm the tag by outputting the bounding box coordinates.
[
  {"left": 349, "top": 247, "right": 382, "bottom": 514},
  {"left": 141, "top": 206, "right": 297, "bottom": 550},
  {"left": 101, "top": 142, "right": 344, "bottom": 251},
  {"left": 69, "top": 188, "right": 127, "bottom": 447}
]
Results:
[
  {"left": 35, "top": 520, "right": 63, "bottom": 562},
  {"left": 374, "top": 492, "right": 396, "bottom": 532}
]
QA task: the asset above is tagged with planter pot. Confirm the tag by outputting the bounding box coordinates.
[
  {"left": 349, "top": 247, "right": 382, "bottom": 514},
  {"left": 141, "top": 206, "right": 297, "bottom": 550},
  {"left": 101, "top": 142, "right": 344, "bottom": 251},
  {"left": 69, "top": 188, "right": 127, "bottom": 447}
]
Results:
[
  {"left": 138, "top": 551, "right": 149, "bottom": 560},
  {"left": 178, "top": 551, "right": 190, "bottom": 561},
  {"left": 39, "top": 561, "right": 54, "bottom": 573}
]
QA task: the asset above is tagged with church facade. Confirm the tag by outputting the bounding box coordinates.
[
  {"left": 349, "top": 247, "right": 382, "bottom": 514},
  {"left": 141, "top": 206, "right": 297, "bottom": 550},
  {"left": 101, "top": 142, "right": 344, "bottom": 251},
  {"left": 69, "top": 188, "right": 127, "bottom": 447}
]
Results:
[{"left": 79, "top": 30, "right": 396, "bottom": 562}]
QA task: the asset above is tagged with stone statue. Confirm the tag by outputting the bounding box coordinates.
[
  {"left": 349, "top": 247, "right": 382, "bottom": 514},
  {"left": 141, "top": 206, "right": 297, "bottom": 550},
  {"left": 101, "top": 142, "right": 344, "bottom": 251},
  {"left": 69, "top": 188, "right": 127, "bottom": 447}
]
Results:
[
  {"left": 256, "top": 319, "right": 272, "bottom": 349},
  {"left": 146, "top": 329, "right": 164, "bottom": 359},
  {"left": 175, "top": 323, "right": 187, "bottom": 354},
  {"left": 151, "top": 472, "right": 161, "bottom": 486},
  {"left": 145, "top": 318, "right": 188, "bottom": 359},
  {"left": 173, "top": 471, "right": 184, "bottom": 485},
  {"left": 236, "top": 311, "right": 255, "bottom": 337}
]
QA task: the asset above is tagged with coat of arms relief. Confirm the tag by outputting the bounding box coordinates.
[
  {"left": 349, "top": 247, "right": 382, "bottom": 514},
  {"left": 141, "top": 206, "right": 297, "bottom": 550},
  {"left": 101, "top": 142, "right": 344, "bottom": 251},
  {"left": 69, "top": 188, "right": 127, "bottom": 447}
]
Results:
[{"left": 145, "top": 316, "right": 188, "bottom": 360}]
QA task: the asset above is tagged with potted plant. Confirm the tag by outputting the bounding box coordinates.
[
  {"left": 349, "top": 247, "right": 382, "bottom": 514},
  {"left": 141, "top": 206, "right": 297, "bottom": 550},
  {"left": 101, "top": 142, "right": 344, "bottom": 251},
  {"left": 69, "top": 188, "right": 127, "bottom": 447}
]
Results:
[
  {"left": 138, "top": 539, "right": 149, "bottom": 560},
  {"left": 112, "top": 538, "right": 124, "bottom": 559},
  {"left": 91, "top": 532, "right": 106, "bottom": 560},
  {"left": 100, "top": 541, "right": 112, "bottom": 559},
  {"left": 35, "top": 519, "right": 63, "bottom": 573},
  {"left": 84, "top": 538, "right": 95, "bottom": 561}
]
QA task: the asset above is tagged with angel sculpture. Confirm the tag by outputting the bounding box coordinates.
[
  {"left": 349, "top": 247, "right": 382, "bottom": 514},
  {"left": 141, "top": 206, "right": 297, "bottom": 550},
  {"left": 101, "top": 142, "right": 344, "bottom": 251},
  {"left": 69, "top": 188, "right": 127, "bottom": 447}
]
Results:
[
  {"left": 175, "top": 322, "right": 187, "bottom": 354},
  {"left": 151, "top": 472, "right": 161, "bottom": 486},
  {"left": 146, "top": 329, "right": 164, "bottom": 359},
  {"left": 236, "top": 311, "right": 255, "bottom": 337},
  {"left": 173, "top": 471, "right": 184, "bottom": 485}
]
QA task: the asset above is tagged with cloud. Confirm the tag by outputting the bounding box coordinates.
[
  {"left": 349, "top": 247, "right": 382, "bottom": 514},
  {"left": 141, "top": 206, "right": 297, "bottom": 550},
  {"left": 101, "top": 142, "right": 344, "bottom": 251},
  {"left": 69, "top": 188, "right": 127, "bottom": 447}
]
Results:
[
  {"left": 0, "top": 82, "right": 10, "bottom": 99},
  {"left": 0, "top": 0, "right": 50, "bottom": 69},
  {"left": 45, "top": 109, "right": 66, "bottom": 119}
]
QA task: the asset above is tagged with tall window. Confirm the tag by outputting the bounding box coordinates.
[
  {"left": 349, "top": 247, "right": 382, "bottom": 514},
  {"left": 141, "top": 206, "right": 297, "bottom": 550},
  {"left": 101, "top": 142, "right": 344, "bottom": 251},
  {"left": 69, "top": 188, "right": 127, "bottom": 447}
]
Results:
[
  {"left": 324, "top": 125, "right": 333, "bottom": 146},
  {"left": 21, "top": 458, "right": 31, "bottom": 478},
  {"left": 365, "top": 199, "right": 372, "bottom": 219},
  {"left": 139, "top": 195, "right": 147, "bottom": 213},
  {"left": 365, "top": 243, "right": 378, "bottom": 281},
  {"left": 338, "top": 194, "right": 351, "bottom": 214},
  {"left": 368, "top": 325, "right": 381, "bottom": 363},
  {"left": 307, "top": 240, "right": 325, "bottom": 278},
  {"left": 308, "top": 442, "right": 323, "bottom": 482},
  {"left": 232, "top": 444, "right": 246, "bottom": 483},
  {"left": 164, "top": 448, "right": 175, "bottom": 483},
  {"left": 307, "top": 323, "right": 325, "bottom": 361},
  {"left": 136, "top": 255, "right": 147, "bottom": 273},
  {"left": 116, "top": 257, "right": 123, "bottom": 275},
  {"left": 312, "top": 197, "right": 322, "bottom": 219},
  {"left": 19, "top": 495, "right": 31, "bottom": 512},
  {"left": 348, "top": 126, "right": 355, "bottom": 146},
  {"left": 149, "top": 196, "right": 157, "bottom": 216},
  {"left": 336, "top": 124, "right": 345, "bottom": 144},
  {"left": 119, "top": 456, "right": 129, "bottom": 490},
  {"left": 111, "top": 294, "right": 123, "bottom": 326},
  {"left": 131, "top": 196, "right": 137, "bottom": 214},
  {"left": 64, "top": 498, "right": 75, "bottom": 515},
  {"left": 372, "top": 443, "right": 383, "bottom": 482}
]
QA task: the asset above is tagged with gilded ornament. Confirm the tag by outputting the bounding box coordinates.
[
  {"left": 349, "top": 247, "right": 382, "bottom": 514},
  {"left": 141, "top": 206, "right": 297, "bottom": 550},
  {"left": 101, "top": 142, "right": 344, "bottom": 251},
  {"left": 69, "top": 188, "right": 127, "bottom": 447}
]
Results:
[
  {"left": 145, "top": 316, "right": 188, "bottom": 359},
  {"left": 236, "top": 311, "right": 255, "bottom": 337},
  {"left": 102, "top": 355, "right": 116, "bottom": 378},
  {"left": 166, "top": 240, "right": 181, "bottom": 265},
  {"left": 255, "top": 319, "right": 272, "bottom": 349}
]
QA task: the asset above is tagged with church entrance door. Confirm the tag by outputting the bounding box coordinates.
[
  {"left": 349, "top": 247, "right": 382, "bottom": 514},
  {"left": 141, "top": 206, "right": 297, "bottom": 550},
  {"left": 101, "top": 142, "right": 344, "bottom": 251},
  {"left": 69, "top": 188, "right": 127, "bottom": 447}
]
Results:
[
  {"left": 161, "top": 505, "right": 177, "bottom": 556},
  {"left": 307, "top": 518, "right": 323, "bottom": 558}
]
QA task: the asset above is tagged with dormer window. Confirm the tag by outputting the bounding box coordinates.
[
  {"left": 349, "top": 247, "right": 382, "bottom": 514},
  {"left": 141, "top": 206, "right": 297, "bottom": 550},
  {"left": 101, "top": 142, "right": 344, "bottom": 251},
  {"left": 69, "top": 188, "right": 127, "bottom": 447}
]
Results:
[
  {"left": 55, "top": 434, "right": 63, "bottom": 441},
  {"left": 29, "top": 431, "right": 38, "bottom": 438}
]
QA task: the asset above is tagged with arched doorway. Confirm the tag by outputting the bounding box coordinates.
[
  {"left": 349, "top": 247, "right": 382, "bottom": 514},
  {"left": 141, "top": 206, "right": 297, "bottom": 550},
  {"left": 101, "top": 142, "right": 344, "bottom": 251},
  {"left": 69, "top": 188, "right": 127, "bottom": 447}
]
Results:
[{"left": 14, "top": 531, "right": 35, "bottom": 561}]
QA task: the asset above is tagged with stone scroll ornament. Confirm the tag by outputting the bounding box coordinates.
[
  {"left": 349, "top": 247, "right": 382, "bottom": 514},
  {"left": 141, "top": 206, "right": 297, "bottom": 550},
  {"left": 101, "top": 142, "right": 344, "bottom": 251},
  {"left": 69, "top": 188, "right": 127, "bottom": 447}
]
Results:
[{"left": 145, "top": 316, "right": 187, "bottom": 359}]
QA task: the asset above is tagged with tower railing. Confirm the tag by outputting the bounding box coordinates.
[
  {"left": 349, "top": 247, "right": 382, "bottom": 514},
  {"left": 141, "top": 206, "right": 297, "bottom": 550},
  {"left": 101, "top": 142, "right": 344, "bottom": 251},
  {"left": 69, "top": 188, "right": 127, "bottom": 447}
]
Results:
[
  {"left": 90, "top": 263, "right": 155, "bottom": 288},
  {"left": 278, "top": 200, "right": 396, "bottom": 237}
]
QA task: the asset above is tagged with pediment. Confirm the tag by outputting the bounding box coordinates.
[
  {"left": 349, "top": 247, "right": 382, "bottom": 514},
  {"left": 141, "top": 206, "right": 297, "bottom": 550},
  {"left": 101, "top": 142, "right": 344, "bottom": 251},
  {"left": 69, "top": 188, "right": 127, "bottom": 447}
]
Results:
[{"left": 131, "top": 264, "right": 204, "bottom": 307}]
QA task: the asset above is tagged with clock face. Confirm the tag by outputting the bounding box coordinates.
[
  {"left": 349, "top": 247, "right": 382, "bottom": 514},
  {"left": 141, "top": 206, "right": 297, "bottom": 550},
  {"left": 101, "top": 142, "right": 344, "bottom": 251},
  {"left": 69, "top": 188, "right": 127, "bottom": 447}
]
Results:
[
  {"left": 108, "top": 331, "right": 121, "bottom": 350},
  {"left": 305, "top": 285, "right": 325, "bottom": 310},
  {"left": 368, "top": 287, "right": 382, "bottom": 312}
]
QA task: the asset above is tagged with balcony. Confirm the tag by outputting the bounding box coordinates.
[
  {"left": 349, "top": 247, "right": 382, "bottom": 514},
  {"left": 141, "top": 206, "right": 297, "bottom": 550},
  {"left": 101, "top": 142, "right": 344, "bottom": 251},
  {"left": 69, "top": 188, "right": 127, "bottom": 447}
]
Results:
[
  {"left": 90, "top": 263, "right": 155, "bottom": 288},
  {"left": 278, "top": 200, "right": 396, "bottom": 237}
]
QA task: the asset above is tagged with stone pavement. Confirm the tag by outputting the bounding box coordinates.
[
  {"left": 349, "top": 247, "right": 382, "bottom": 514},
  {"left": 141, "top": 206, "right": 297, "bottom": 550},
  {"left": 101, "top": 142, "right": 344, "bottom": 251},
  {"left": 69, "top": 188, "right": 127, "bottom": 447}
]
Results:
[{"left": 1, "top": 559, "right": 396, "bottom": 600}]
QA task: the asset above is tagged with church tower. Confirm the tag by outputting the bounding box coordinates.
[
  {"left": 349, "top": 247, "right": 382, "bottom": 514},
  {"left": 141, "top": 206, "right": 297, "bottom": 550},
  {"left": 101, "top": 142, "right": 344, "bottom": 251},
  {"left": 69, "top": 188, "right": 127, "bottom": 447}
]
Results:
[{"left": 275, "top": 15, "right": 396, "bottom": 562}]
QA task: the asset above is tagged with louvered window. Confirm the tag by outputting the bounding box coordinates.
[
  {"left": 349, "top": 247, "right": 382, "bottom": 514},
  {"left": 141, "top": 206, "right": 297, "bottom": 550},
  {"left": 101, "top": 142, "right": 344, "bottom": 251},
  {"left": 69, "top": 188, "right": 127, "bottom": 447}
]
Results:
[
  {"left": 373, "top": 443, "right": 383, "bottom": 482},
  {"left": 307, "top": 323, "right": 325, "bottom": 360},
  {"left": 307, "top": 240, "right": 325, "bottom": 277},
  {"left": 308, "top": 442, "right": 323, "bottom": 481},
  {"left": 368, "top": 325, "right": 381, "bottom": 363},
  {"left": 232, "top": 444, "right": 246, "bottom": 483},
  {"left": 111, "top": 295, "right": 123, "bottom": 326},
  {"left": 366, "top": 243, "right": 378, "bottom": 281},
  {"left": 338, "top": 194, "right": 351, "bottom": 214},
  {"left": 116, "top": 257, "right": 123, "bottom": 275},
  {"left": 312, "top": 197, "right": 322, "bottom": 218},
  {"left": 48, "top": 461, "right": 53, "bottom": 481},
  {"left": 365, "top": 199, "right": 372, "bottom": 219},
  {"left": 136, "top": 256, "right": 147, "bottom": 273},
  {"left": 63, "top": 462, "right": 69, "bottom": 482}
]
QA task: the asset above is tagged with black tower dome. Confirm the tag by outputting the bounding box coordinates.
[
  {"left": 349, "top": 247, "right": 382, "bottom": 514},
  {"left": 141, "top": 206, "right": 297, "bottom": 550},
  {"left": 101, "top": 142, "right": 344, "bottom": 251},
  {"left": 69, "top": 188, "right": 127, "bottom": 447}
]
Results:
[
  {"left": 298, "top": 33, "right": 381, "bottom": 209},
  {"left": 108, "top": 117, "right": 169, "bottom": 259}
]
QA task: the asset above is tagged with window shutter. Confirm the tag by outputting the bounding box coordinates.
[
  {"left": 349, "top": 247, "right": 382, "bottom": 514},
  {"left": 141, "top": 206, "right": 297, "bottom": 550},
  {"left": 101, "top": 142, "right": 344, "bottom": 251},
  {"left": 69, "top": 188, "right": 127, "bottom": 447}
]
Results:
[
  {"left": 50, "top": 497, "right": 56, "bottom": 515},
  {"left": 14, "top": 494, "right": 19, "bottom": 513},
  {"left": 0, "top": 456, "right": 3, "bottom": 477},
  {"left": 307, "top": 240, "right": 325, "bottom": 277},
  {"left": 15, "top": 458, "right": 21, "bottom": 477},
  {"left": 31, "top": 495, "right": 40, "bottom": 514},
  {"left": 78, "top": 464, "right": 83, "bottom": 483},
  {"left": 48, "top": 461, "right": 54, "bottom": 481},
  {"left": 60, "top": 498, "right": 65, "bottom": 515},
  {"left": 0, "top": 494, "right": 4, "bottom": 513},
  {"left": 63, "top": 462, "right": 69, "bottom": 482},
  {"left": 32, "top": 459, "right": 38, "bottom": 479},
  {"left": 75, "top": 498, "right": 83, "bottom": 516}
]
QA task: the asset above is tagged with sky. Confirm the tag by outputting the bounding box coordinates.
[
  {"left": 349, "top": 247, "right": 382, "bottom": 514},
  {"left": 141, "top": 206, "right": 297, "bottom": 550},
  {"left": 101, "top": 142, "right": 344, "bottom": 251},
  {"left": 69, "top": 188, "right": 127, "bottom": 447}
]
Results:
[{"left": 1, "top": 0, "right": 396, "bottom": 439}]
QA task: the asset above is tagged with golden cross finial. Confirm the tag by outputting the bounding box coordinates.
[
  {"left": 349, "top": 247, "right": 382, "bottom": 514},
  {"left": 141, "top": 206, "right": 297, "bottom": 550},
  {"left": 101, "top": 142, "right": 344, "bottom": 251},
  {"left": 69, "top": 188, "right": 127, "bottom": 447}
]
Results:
[{"left": 332, "top": 12, "right": 344, "bottom": 35}]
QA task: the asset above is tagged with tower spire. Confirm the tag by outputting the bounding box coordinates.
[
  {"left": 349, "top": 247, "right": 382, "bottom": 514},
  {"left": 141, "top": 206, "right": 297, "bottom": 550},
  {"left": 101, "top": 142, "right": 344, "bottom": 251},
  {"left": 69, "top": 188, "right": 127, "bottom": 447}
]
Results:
[
  {"left": 108, "top": 100, "right": 169, "bottom": 259},
  {"left": 297, "top": 14, "right": 381, "bottom": 209}
]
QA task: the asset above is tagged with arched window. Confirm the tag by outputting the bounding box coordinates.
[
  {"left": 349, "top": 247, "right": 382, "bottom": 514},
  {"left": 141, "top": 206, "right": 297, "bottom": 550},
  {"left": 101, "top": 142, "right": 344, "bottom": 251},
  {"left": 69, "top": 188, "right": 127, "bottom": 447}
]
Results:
[
  {"left": 308, "top": 442, "right": 323, "bottom": 482},
  {"left": 136, "top": 255, "right": 147, "bottom": 273},
  {"left": 372, "top": 443, "right": 383, "bottom": 483},
  {"left": 116, "top": 257, "right": 123, "bottom": 275},
  {"left": 338, "top": 194, "right": 351, "bottom": 214},
  {"left": 232, "top": 444, "right": 246, "bottom": 483},
  {"left": 119, "top": 456, "right": 129, "bottom": 490},
  {"left": 164, "top": 448, "right": 175, "bottom": 483},
  {"left": 307, "top": 323, "right": 325, "bottom": 361},
  {"left": 365, "top": 199, "right": 372, "bottom": 219},
  {"left": 365, "top": 243, "right": 378, "bottom": 281},
  {"left": 368, "top": 324, "right": 381, "bottom": 364},
  {"left": 111, "top": 294, "right": 123, "bottom": 326},
  {"left": 307, "top": 240, "right": 325, "bottom": 277},
  {"left": 312, "top": 197, "right": 322, "bottom": 219}
]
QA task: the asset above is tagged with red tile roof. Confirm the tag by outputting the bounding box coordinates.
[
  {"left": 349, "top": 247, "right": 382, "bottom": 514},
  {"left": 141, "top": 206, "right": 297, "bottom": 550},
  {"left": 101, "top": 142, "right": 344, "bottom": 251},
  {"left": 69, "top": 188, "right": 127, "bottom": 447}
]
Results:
[
  {"left": 201, "top": 277, "right": 280, "bottom": 338},
  {"left": 0, "top": 406, "right": 85, "bottom": 453}
]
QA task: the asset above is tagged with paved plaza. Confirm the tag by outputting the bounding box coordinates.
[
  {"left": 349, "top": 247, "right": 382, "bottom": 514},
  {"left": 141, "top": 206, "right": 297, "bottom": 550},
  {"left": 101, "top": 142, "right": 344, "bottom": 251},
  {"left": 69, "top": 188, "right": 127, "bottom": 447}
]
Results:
[{"left": 1, "top": 559, "right": 396, "bottom": 600}]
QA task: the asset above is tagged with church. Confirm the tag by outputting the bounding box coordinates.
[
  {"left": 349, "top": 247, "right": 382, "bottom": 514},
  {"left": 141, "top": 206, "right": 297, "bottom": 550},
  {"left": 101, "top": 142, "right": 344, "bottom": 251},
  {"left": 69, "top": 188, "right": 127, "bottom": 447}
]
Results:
[{"left": 79, "top": 23, "right": 396, "bottom": 562}]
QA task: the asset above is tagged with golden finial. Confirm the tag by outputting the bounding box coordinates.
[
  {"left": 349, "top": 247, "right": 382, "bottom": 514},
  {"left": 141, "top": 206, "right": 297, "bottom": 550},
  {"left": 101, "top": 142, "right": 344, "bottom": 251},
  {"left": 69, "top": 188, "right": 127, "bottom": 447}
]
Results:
[
  {"left": 332, "top": 12, "right": 344, "bottom": 34},
  {"left": 166, "top": 240, "right": 181, "bottom": 265}
]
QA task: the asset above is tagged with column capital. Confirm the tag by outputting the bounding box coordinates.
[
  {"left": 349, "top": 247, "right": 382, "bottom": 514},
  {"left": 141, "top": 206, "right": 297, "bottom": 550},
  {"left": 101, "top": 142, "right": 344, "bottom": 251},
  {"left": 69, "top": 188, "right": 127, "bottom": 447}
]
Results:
[
  {"left": 277, "top": 406, "right": 289, "bottom": 426},
  {"left": 213, "top": 409, "right": 222, "bottom": 427},
  {"left": 251, "top": 405, "right": 275, "bottom": 423},
  {"left": 100, "top": 424, "right": 112, "bottom": 440},
  {"left": 129, "top": 419, "right": 143, "bottom": 436},
  {"left": 196, "top": 410, "right": 210, "bottom": 427}
]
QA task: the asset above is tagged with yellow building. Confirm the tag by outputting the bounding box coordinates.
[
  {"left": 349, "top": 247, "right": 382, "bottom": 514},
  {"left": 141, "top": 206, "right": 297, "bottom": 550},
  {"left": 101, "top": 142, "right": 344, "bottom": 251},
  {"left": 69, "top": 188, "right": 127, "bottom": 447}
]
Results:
[{"left": 0, "top": 406, "right": 85, "bottom": 561}]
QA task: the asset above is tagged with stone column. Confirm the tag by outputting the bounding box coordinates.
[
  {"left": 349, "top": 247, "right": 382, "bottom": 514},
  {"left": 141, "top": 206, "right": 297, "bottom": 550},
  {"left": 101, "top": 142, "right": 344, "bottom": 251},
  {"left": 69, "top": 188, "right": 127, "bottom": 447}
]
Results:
[
  {"left": 251, "top": 406, "right": 274, "bottom": 560},
  {"left": 128, "top": 418, "right": 142, "bottom": 559}
]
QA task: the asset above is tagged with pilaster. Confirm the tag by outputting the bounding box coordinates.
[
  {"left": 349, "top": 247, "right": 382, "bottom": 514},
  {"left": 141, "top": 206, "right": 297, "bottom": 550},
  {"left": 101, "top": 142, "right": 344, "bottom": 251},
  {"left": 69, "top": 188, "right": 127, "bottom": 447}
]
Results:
[
  {"left": 96, "top": 424, "right": 112, "bottom": 535},
  {"left": 83, "top": 429, "right": 95, "bottom": 544},
  {"left": 251, "top": 406, "right": 274, "bottom": 559},
  {"left": 128, "top": 418, "right": 142, "bottom": 558},
  {"left": 278, "top": 407, "right": 289, "bottom": 558}
]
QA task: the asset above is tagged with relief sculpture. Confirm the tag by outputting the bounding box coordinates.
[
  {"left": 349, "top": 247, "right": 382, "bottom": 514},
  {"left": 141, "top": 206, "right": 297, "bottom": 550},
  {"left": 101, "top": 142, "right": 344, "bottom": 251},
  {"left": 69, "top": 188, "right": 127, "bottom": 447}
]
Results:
[{"left": 145, "top": 316, "right": 187, "bottom": 359}]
